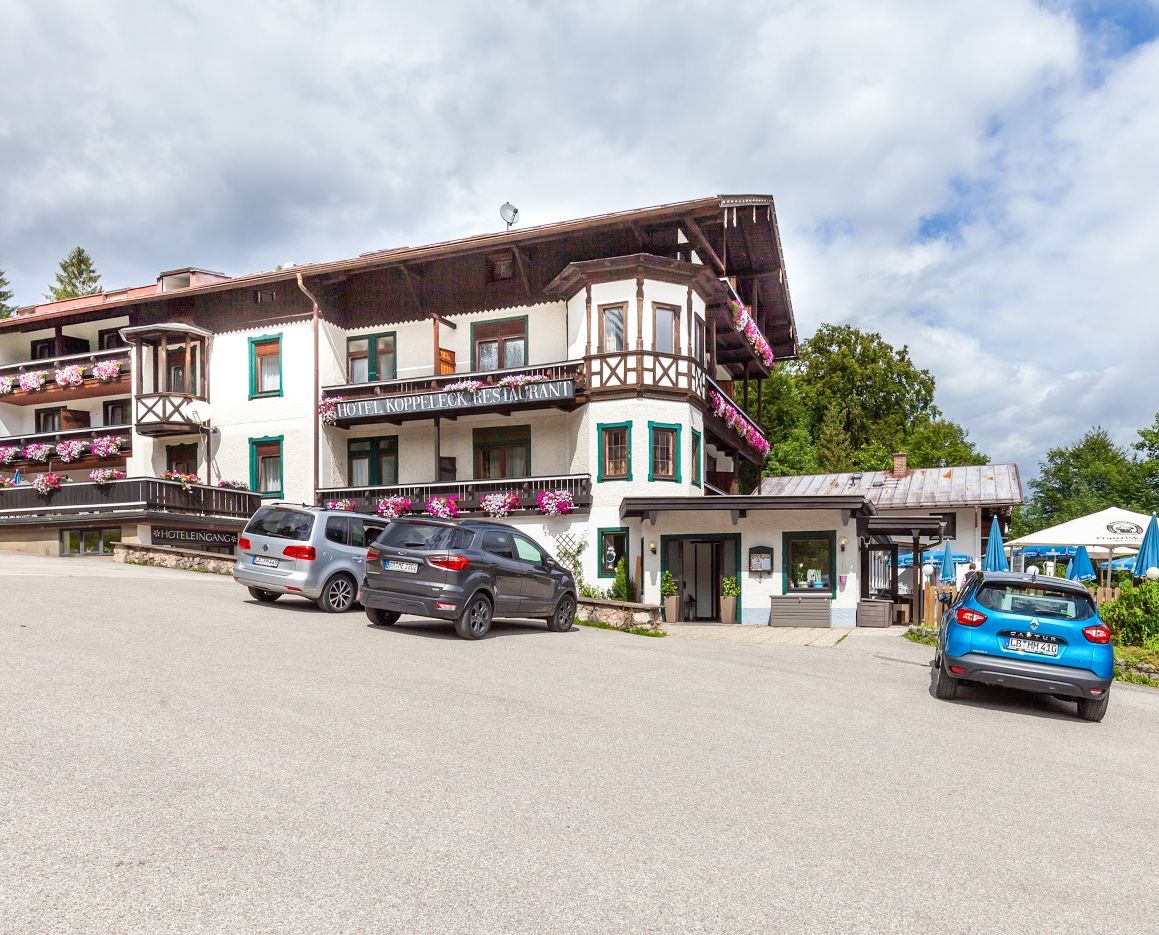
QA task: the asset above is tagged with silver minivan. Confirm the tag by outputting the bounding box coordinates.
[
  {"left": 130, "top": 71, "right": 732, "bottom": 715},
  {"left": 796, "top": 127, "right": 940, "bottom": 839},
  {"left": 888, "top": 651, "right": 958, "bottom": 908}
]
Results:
[{"left": 233, "top": 504, "right": 388, "bottom": 612}]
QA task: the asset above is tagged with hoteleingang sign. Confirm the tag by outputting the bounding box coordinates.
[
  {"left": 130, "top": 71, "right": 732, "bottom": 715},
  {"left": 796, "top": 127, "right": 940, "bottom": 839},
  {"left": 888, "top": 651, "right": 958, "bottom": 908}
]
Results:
[
  {"left": 334, "top": 379, "right": 576, "bottom": 421},
  {"left": 152, "top": 527, "right": 239, "bottom": 547}
]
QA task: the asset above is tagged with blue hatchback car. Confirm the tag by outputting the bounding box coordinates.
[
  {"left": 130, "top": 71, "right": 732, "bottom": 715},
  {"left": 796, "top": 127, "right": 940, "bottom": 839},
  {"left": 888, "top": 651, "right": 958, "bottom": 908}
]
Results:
[{"left": 932, "top": 571, "right": 1114, "bottom": 721}]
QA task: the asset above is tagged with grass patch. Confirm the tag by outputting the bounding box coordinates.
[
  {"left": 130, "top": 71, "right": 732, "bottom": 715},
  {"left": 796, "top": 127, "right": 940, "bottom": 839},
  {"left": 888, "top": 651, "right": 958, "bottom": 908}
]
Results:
[
  {"left": 904, "top": 628, "right": 938, "bottom": 647},
  {"left": 1115, "top": 645, "right": 1159, "bottom": 688},
  {"left": 576, "top": 618, "right": 666, "bottom": 638}
]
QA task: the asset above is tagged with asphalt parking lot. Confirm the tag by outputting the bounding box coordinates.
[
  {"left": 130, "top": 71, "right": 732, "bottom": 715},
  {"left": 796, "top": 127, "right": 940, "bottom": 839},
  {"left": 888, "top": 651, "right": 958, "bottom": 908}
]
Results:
[{"left": 2, "top": 555, "right": 1157, "bottom": 934}]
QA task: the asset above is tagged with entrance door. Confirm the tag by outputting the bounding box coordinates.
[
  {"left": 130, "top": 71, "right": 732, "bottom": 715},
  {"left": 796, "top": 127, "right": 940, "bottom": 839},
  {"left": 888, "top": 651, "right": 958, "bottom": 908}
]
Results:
[{"left": 692, "top": 542, "right": 718, "bottom": 620}]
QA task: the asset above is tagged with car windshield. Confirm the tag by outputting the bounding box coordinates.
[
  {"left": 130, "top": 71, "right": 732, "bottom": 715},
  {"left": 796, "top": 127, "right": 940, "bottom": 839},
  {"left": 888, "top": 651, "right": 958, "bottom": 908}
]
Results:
[
  {"left": 976, "top": 583, "right": 1096, "bottom": 621},
  {"left": 378, "top": 521, "right": 472, "bottom": 551},
  {"left": 244, "top": 507, "right": 315, "bottom": 542}
]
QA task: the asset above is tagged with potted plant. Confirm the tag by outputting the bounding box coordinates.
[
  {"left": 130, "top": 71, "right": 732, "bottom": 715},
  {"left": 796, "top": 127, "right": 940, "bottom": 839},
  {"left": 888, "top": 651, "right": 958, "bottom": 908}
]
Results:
[
  {"left": 720, "top": 576, "right": 741, "bottom": 624},
  {"left": 660, "top": 570, "right": 679, "bottom": 623}
]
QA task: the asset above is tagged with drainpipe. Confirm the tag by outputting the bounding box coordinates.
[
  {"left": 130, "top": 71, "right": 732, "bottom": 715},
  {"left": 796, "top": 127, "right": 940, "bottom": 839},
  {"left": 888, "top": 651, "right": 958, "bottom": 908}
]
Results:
[{"left": 296, "top": 273, "right": 321, "bottom": 502}]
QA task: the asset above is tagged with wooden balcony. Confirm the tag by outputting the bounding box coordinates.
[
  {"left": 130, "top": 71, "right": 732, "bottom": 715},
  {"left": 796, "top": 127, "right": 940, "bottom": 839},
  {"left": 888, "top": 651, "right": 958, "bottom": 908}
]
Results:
[
  {"left": 703, "top": 376, "right": 770, "bottom": 465},
  {"left": 0, "top": 348, "right": 132, "bottom": 406},
  {"left": 0, "top": 477, "right": 260, "bottom": 526},
  {"left": 585, "top": 350, "right": 707, "bottom": 400},
  {"left": 705, "top": 471, "right": 739, "bottom": 495},
  {"left": 322, "top": 361, "right": 585, "bottom": 426},
  {"left": 135, "top": 392, "right": 209, "bottom": 437},
  {"left": 0, "top": 425, "right": 132, "bottom": 471},
  {"left": 316, "top": 473, "right": 593, "bottom": 516}
]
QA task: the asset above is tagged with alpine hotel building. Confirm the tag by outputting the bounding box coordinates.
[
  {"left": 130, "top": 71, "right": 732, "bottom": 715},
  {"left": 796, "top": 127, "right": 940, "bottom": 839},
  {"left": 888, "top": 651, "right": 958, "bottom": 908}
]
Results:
[{"left": 0, "top": 194, "right": 1020, "bottom": 625}]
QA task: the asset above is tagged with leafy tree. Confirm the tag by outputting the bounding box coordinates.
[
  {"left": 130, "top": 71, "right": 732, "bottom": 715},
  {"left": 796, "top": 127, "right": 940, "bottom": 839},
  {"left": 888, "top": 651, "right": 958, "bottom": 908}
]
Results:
[
  {"left": 904, "top": 418, "right": 987, "bottom": 468},
  {"left": 609, "top": 557, "right": 635, "bottom": 602},
  {"left": 815, "top": 403, "right": 855, "bottom": 472},
  {"left": 792, "top": 324, "right": 936, "bottom": 453},
  {"left": 45, "top": 247, "right": 102, "bottom": 301},
  {"left": 1133, "top": 411, "right": 1159, "bottom": 506},
  {"left": 0, "top": 265, "right": 15, "bottom": 317},
  {"left": 739, "top": 324, "right": 984, "bottom": 485},
  {"left": 1012, "top": 428, "right": 1151, "bottom": 536}
]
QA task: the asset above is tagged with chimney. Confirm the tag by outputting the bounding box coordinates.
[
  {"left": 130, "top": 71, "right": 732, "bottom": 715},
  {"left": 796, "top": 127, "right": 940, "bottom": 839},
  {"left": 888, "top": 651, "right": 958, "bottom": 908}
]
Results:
[{"left": 891, "top": 452, "right": 909, "bottom": 477}]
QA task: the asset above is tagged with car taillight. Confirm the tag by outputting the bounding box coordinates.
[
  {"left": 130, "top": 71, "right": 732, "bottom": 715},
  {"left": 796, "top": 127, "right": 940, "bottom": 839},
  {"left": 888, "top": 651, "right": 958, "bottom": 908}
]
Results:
[
  {"left": 238, "top": 537, "right": 251, "bottom": 551},
  {"left": 955, "top": 608, "right": 987, "bottom": 627},
  {"left": 427, "top": 553, "right": 470, "bottom": 571},
  {"left": 282, "top": 545, "right": 317, "bottom": 561},
  {"left": 1082, "top": 624, "right": 1111, "bottom": 644},
  {"left": 367, "top": 546, "right": 381, "bottom": 562}
]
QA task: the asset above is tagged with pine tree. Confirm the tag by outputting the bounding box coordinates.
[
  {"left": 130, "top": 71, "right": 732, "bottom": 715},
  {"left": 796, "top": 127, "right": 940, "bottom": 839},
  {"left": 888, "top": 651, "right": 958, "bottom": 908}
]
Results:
[
  {"left": 815, "top": 403, "right": 855, "bottom": 473},
  {"left": 0, "top": 265, "right": 15, "bottom": 318},
  {"left": 46, "top": 247, "right": 102, "bottom": 301}
]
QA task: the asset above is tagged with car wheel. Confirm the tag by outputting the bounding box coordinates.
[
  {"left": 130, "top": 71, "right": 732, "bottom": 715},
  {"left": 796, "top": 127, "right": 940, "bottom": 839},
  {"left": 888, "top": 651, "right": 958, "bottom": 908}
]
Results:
[
  {"left": 366, "top": 608, "right": 401, "bottom": 626},
  {"left": 454, "top": 594, "right": 492, "bottom": 640},
  {"left": 1076, "top": 690, "right": 1110, "bottom": 722},
  {"left": 931, "top": 655, "right": 959, "bottom": 700},
  {"left": 247, "top": 587, "right": 281, "bottom": 603},
  {"left": 316, "top": 573, "right": 357, "bottom": 613},
  {"left": 546, "top": 594, "right": 576, "bottom": 632}
]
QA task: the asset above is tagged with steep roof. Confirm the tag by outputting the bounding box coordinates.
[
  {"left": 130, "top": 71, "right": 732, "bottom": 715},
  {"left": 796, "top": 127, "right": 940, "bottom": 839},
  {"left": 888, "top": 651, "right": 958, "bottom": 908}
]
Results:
[{"left": 757, "top": 464, "right": 1023, "bottom": 510}]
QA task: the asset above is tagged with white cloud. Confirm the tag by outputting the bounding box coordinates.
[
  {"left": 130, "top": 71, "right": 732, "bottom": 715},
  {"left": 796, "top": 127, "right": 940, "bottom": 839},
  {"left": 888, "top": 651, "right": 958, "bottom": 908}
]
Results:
[{"left": 0, "top": 0, "right": 1155, "bottom": 476}]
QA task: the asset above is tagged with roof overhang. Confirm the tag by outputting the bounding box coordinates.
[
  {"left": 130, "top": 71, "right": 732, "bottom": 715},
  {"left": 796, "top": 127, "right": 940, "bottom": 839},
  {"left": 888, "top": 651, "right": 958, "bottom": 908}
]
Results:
[
  {"left": 856, "top": 514, "right": 947, "bottom": 539},
  {"left": 543, "top": 254, "right": 725, "bottom": 303},
  {"left": 619, "top": 494, "right": 874, "bottom": 522},
  {"left": 119, "top": 323, "right": 213, "bottom": 345}
]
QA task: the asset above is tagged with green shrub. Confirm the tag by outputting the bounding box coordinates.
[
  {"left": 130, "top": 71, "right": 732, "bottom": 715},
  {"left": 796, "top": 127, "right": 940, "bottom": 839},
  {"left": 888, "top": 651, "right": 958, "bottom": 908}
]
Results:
[
  {"left": 1100, "top": 580, "right": 1159, "bottom": 647},
  {"left": 721, "top": 576, "right": 740, "bottom": 598},
  {"left": 660, "top": 570, "right": 678, "bottom": 598},
  {"left": 609, "top": 557, "right": 635, "bottom": 602}
]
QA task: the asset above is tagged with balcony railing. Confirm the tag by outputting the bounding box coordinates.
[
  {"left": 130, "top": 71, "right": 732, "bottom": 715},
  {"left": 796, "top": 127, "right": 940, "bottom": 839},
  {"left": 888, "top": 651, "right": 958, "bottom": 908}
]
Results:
[
  {"left": 0, "top": 477, "right": 260, "bottom": 524},
  {"left": 316, "top": 473, "right": 593, "bottom": 516},
  {"left": 586, "top": 350, "right": 707, "bottom": 399},
  {"left": 135, "top": 392, "right": 209, "bottom": 437},
  {"left": 323, "top": 361, "right": 584, "bottom": 425},
  {"left": 0, "top": 348, "right": 132, "bottom": 406},
  {"left": 0, "top": 425, "right": 132, "bottom": 471}
]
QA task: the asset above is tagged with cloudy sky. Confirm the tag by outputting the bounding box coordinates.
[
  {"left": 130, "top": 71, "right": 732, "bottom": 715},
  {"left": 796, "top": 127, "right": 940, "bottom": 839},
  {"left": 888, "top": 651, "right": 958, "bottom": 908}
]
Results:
[{"left": 2, "top": 0, "right": 1157, "bottom": 476}]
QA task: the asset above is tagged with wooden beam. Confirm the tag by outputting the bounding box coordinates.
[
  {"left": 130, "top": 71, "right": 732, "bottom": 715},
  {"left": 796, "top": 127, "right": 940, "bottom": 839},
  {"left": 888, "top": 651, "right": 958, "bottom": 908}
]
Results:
[
  {"left": 512, "top": 246, "right": 532, "bottom": 300},
  {"left": 682, "top": 216, "right": 726, "bottom": 275}
]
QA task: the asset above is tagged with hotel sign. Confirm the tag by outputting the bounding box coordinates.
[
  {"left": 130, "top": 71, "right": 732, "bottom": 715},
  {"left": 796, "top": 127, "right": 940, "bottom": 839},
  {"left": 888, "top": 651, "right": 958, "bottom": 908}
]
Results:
[
  {"left": 335, "top": 379, "right": 575, "bottom": 421},
  {"left": 152, "top": 526, "right": 239, "bottom": 548}
]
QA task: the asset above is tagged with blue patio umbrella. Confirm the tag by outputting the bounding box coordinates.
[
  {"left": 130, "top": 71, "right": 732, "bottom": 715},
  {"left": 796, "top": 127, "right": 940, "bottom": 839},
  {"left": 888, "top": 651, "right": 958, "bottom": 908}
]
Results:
[
  {"left": 1020, "top": 545, "right": 1078, "bottom": 559},
  {"left": 983, "top": 516, "right": 1009, "bottom": 572},
  {"left": 1066, "top": 545, "right": 1096, "bottom": 582},
  {"left": 1132, "top": 513, "right": 1159, "bottom": 578},
  {"left": 896, "top": 548, "right": 973, "bottom": 568},
  {"left": 939, "top": 541, "right": 957, "bottom": 581},
  {"left": 1102, "top": 557, "right": 1137, "bottom": 572},
  {"left": 11, "top": 469, "right": 21, "bottom": 486}
]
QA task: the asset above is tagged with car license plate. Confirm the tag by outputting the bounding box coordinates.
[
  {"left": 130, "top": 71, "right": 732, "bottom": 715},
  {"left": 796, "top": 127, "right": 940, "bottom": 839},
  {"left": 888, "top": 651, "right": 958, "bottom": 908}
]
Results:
[
  {"left": 383, "top": 559, "right": 419, "bottom": 574},
  {"left": 1007, "top": 637, "right": 1058, "bottom": 656},
  {"left": 252, "top": 556, "right": 280, "bottom": 568}
]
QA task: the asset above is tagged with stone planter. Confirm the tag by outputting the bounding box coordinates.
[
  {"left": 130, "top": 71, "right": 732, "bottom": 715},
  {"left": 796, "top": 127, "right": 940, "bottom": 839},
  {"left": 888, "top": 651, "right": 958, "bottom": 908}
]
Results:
[
  {"left": 720, "top": 596, "right": 737, "bottom": 624},
  {"left": 663, "top": 595, "right": 679, "bottom": 623}
]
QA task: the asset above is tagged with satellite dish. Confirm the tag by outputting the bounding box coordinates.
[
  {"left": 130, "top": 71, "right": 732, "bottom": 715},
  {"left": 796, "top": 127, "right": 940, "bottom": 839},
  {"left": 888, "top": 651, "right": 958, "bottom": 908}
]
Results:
[
  {"left": 186, "top": 401, "right": 212, "bottom": 425},
  {"left": 500, "top": 202, "right": 519, "bottom": 230}
]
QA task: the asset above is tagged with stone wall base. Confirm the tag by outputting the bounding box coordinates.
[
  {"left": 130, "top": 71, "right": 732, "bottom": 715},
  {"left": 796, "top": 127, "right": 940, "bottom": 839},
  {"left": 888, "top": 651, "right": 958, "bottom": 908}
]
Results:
[
  {"left": 577, "top": 597, "right": 663, "bottom": 631},
  {"left": 114, "top": 543, "right": 234, "bottom": 576}
]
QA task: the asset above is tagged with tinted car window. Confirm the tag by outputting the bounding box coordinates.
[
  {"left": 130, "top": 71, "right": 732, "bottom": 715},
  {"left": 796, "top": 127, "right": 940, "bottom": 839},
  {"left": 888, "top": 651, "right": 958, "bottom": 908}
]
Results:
[
  {"left": 379, "top": 522, "right": 472, "bottom": 550},
  {"left": 245, "top": 507, "right": 315, "bottom": 542},
  {"left": 512, "top": 535, "right": 545, "bottom": 565},
  {"left": 481, "top": 530, "right": 516, "bottom": 559},
  {"left": 355, "top": 520, "right": 388, "bottom": 548},
  {"left": 325, "top": 516, "right": 349, "bottom": 545},
  {"left": 976, "top": 583, "right": 1095, "bottom": 621}
]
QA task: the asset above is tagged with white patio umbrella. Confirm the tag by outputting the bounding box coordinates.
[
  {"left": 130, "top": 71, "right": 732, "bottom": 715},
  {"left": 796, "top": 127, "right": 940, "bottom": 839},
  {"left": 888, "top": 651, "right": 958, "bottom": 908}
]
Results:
[
  {"left": 1006, "top": 507, "right": 1150, "bottom": 555},
  {"left": 1007, "top": 507, "right": 1147, "bottom": 584}
]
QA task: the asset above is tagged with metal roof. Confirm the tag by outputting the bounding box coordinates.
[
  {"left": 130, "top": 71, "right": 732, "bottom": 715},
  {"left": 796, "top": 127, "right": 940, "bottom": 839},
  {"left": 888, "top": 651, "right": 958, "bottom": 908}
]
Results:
[{"left": 757, "top": 464, "right": 1023, "bottom": 509}]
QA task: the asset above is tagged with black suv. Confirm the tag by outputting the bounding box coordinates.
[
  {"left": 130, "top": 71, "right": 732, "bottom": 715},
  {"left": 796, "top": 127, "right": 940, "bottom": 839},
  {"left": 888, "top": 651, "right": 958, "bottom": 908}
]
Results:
[{"left": 361, "top": 517, "right": 578, "bottom": 640}]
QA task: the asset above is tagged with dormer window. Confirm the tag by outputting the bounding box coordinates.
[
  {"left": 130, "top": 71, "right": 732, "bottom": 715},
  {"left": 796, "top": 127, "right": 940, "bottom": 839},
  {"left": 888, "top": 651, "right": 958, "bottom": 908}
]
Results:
[{"left": 486, "top": 251, "right": 515, "bottom": 283}]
